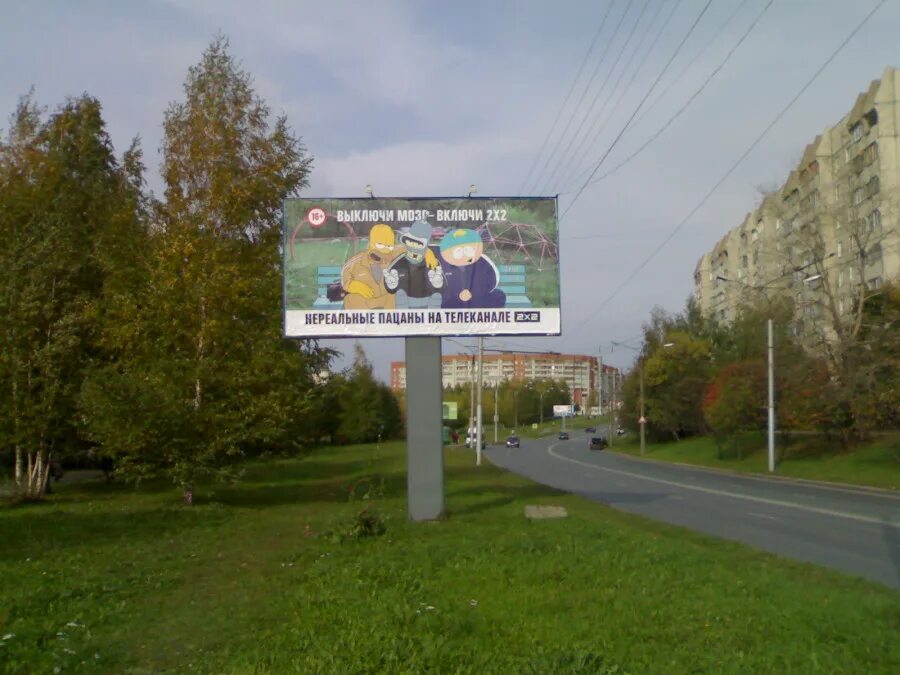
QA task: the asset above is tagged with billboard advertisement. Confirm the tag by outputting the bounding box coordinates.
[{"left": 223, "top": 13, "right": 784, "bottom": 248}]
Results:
[
  {"left": 553, "top": 404, "right": 574, "bottom": 417},
  {"left": 283, "top": 197, "right": 559, "bottom": 337}
]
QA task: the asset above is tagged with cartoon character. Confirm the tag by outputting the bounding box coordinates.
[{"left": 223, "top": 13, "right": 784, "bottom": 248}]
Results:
[
  {"left": 340, "top": 223, "right": 398, "bottom": 310},
  {"left": 383, "top": 220, "right": 444, "bottom": 308},
  {"left": 438, "top": 228, "right": 506, "bottom": 308}
]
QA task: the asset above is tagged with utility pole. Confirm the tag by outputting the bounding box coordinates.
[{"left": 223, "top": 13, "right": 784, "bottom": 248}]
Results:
[
  {"left": 493, "top": 384, "right": 499, "bottom": 443},
  {"left": 639, "top": 362, "right": 646, "bottom": 456},
  {"left": 539, "top": 390, "right": 544, "bottom": 427},
  {"left": 598, "top": 355, "right": 603, "bottom": 420},
  {"left": 476, "top": 336, "right": 484, "bottom": 465},
  {"left": 608, "top": 368, "right": 615, "bottom": 447},
  {"left": 768, "top": 318, "right": 776, "bottom": 472},
  {"left": 469, "top": 353, "right": 475, "bottom": 443}
]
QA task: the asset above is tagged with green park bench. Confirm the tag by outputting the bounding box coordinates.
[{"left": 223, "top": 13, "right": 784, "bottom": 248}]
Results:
[{"left": 312, "top": 263, "right": 532, "bottom": 310}]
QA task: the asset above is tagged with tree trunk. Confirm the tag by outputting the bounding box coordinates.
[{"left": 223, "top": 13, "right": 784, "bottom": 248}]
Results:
[
  {"left": 23, "top": 449, "right": 51, "bottom": 500},
  {"left": 14, "top": 444, "right": 23, "bottom": 486}
]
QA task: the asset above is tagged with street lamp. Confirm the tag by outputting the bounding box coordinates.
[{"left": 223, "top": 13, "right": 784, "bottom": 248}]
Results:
[
  {"left": 611, "top": 340, "right": 674, "bottom": 456},
  {"left": 716, "top": 276, "right": 776, "bottom": 472}
]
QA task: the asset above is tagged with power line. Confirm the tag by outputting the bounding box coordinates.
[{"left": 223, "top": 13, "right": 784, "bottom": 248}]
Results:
[
  {"left": 537, "top": 0, "right": 655, "bottom": 196},
  {"left": 629, "top": 0, "right": 753, "bottom": 136},
  {"left": 517, "top": 2, "right": 616, "bottom": 195},
  {"left": 561, "top": 0, "right": 713, "bottom": 220},
  {"left": 567, "top": 0, "right": 888, "bottom": 337},
  {"left": 580, "top": 0, "right": 773, "bottom": 189},
  {"left": 553, "top": 0, "right": 682, "bottom": 194},
  {"left": 524, "top": 0, "right": 631, "bottom": 196}
]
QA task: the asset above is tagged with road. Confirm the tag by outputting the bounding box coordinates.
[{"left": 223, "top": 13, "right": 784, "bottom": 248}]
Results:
[{"left": 486, "top": 435, "right": 900, "bottom": 589}]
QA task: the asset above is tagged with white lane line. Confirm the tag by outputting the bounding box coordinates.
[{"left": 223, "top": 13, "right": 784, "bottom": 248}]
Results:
[
  {"left": 547, "top": 445, "right": 900, "bottom": 529},
  {"left": 749, "top": 512, "right": 779, "bottom": 521}
]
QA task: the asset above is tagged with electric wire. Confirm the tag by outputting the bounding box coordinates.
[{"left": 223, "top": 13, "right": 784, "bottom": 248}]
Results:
[
  {"left": 556, "top": 0, "right": 680, "bottom": 192},
  {"left": 537, "top": 0, "right": 654, "bottom": 196},
  {"left": 517, "top": 1, "right": 616, "bottom": 196},
  {"left": 524, "top": 0, "right": 631, "bottom": 196},
  {"left": 561, "top": 0, "right": 714, "bottom": 220},
  {"left": 566, "top": 0, "right": 888, "bottom": 339},
  {"left": 579, "top": 0, "right": 774, "bottom": 189},
  {"left": 629, "top": 0, "right": 753, "bottom": 136}
]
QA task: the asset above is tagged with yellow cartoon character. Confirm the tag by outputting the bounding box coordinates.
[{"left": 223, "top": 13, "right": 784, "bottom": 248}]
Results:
[{"left": 341, "top": 223, "right": 438, "bottom": 310}]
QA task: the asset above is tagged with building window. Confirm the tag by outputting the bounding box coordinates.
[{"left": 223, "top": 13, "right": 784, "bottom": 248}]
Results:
[
  {"left": 851, "top": 122, "right": 863, "bottom": 143},
  {"left": 775, "top": 218, "right": 782, "bottom": 230},
  {"left": 837, "top": 242, "right": 843, "bottom": 258},
  {"left": 868, "top": 276, "right": 883, "bottom": 290},
  {"left": 864, "top": 108, "right": 878, "bottom": 127},
  {"left": 751, "top": 228, "right": 758, "bottom": 241},
  {"left": 869, "top": 209, "right": 881, "bottom": 231},
  {"left": 839, "top": 298, "right": 845, "bottom": 314},
  {"left": 838, "top": 270, "right": 844, "bottom": 288},
  {"left": 867, "top": 175, "right": 880, "bottom": 197},
  {"left": 853, "top": 188, "right": 864, "bottom": 205},
  {"left": 863, "top": 142, "right": 878, "bottom": 164}
]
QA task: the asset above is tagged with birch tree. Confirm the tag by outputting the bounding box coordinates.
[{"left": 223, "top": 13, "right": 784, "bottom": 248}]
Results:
[
  {"left": 0, "top": 95, "right": 143, "bottom": 500},
  {"left": 80, "top": 37, "right": 322, "bottom": 501}
]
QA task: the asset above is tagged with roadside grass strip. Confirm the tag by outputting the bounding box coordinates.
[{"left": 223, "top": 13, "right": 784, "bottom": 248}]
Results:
[{"left": 1, "top": 441, "right": 898, "bottom": 673}]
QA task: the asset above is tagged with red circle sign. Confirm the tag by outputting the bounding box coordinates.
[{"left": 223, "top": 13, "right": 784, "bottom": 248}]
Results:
[{"left": 307, "top": 207, "right": 326, "bottom": 228}]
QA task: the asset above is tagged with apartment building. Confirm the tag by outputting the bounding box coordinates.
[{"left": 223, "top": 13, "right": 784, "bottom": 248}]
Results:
[
  {"left": 391, "top": 352, "right": 620, "bottom": 409},
  {"left": 695, "top": 67, "right": 899, "bottom": 330}
]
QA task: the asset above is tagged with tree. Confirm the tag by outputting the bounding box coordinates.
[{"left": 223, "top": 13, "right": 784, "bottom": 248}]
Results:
[
  {"left": 0, "top": 94, "right": 144, "bottom": 500},
  {"left": 753, "top": 154, "right": 898, "bottom": 437},
  {"left": 80, "top": 37, "right": 322, "bottom": 500},
  {"left": 335, "top": 345, "right": 402, "bottom": 444}
]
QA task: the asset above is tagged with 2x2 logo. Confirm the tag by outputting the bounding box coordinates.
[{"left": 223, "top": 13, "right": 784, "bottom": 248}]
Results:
[{"left": 514, "top": 311, "right": 540, "bottom": 322}]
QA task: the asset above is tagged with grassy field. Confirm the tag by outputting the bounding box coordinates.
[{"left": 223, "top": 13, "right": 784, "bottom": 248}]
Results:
[
  {"left": 1, "top": 441, "right": 898, "bottom": 673},
  {"left": 609, "top": 432, "right": 900, "bottom": 490}
]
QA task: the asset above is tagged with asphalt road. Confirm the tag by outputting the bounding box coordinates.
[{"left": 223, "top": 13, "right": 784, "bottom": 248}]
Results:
[{"left": 486, "top": 435, "right": 900, "bottom": 589}]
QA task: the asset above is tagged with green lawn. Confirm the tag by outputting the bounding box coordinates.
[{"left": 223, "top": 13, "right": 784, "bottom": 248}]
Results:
[
  {"left": 0, "top": 442, "right": 897, "bottom": 673},
  {"left": 610, "top": 433, "right": 900, "bottom": 490}
]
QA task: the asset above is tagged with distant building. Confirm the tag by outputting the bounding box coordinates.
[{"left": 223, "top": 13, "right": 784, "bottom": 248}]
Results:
[
  {"left": 391, "top": 352, "right": 621, "bottom": 410},
  {"left": 695, "top": 67, "right": 899, "bottom": 332}
]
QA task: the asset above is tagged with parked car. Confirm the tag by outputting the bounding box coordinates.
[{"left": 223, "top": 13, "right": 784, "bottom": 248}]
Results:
[
  {"left": 505, "top": 435, "right": 520, "bottom": 448},
  {"left": 589, "top": 436, "right": 608, "bottom": 450},
  {"left": 558, "top": 431, "right": 570, "bottom": 440},
  {"left": 585, "top": 426, "right": 596, "bottom": 433}
]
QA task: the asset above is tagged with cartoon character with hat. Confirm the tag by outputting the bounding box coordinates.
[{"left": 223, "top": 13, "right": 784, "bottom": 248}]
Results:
[
  {"left": 438, "top": 228, "right": 506, "bottom": 309},
  {"left": 383, "top": 220, "right": 444, "bottom": 308}
]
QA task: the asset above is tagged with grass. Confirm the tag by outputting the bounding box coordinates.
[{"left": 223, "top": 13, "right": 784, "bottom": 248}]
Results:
[
  {"left": 610, "top": 432, "right": 900, "bottom": 490},
  {"left": 0, "top": 441, "right": 897, "bottom": 673}
]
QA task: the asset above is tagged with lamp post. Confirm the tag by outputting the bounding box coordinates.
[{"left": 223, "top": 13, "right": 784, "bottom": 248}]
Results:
[
  {"left": 611, "top": 341, "right": 673, "bottom": 456},
  {"left": 716, "top": 275, "right": 776, "bottom": 472}
]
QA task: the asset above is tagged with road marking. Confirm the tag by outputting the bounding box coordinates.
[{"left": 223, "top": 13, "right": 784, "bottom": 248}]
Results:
[
  {"left": 749, "top": 512, "right": 779, "bottom": 521},
  {"left": 547, "top": 444, "right": 900, "bottom": 529}
]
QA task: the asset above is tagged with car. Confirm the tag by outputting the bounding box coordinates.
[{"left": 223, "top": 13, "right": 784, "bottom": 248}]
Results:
[
  {"left": 585, "top": 426, "right": 596, "bottom": 433},
  {"left": 589, "top": 436, "right": 607, "bottom": 450},
  {"left": 616, "top": 427, "right": 626, "bottom": 436},
  {"left": 505, "top": 435, "right": 520, "bottom": 448},
  {"left": 465, "top": 435, "right": 487, "bottom": 449},
  {"left": 558, "top": 431, "right": 570, "bottom": 440}
]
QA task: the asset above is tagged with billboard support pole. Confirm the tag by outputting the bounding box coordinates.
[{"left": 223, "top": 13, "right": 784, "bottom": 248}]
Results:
[{"left": 406, "top": 337, "right": 445, "bottom": 521}]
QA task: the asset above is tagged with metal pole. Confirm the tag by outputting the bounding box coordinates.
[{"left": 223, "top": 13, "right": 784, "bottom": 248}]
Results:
[
  {"left": 493, "top": 384, "right": 498, "bottom": 443},
  {"left": 598, "top": 355, "right": 603, "bottom": 419},
  {"left": 469, "top": 353, "right": 475, "bottom": 443},
  {"left": 539, "top": 390, "right": 543, "bottom": 427},
  {"left": 476, "top": 336, "right": 484, "bottom": 465},
  {"left": 768, "top": 318, "right": 776, "bottom": 472},
  {"left": 608, "top": 369, "right": 615, "bottom": 448},
  {"left": 639, "top": 362, "right": 646, "bottom": 456}
]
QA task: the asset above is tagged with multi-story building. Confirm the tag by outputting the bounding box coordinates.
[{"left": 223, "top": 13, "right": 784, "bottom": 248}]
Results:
[
  {"left": 695, "top": 67, "right": 899, "bottom": 331},
  {"left": 391, "top": 352, "right": 620, "bottom": 409}
]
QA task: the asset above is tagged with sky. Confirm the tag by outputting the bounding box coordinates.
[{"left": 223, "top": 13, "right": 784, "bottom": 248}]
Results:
[{"left": 3, "top": 0, "right": 898, "bottom": 379}]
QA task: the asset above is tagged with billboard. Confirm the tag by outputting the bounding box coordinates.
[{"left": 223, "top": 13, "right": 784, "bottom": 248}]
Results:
[
  {"left": 553, "top": 404, "right": 574, "bottom": 417},
  {"left": 283, "top": 197, "right": 560, "bottom": 337},
  {"left": 442, "top": 401, "right": 458, "bottom": 420}
]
